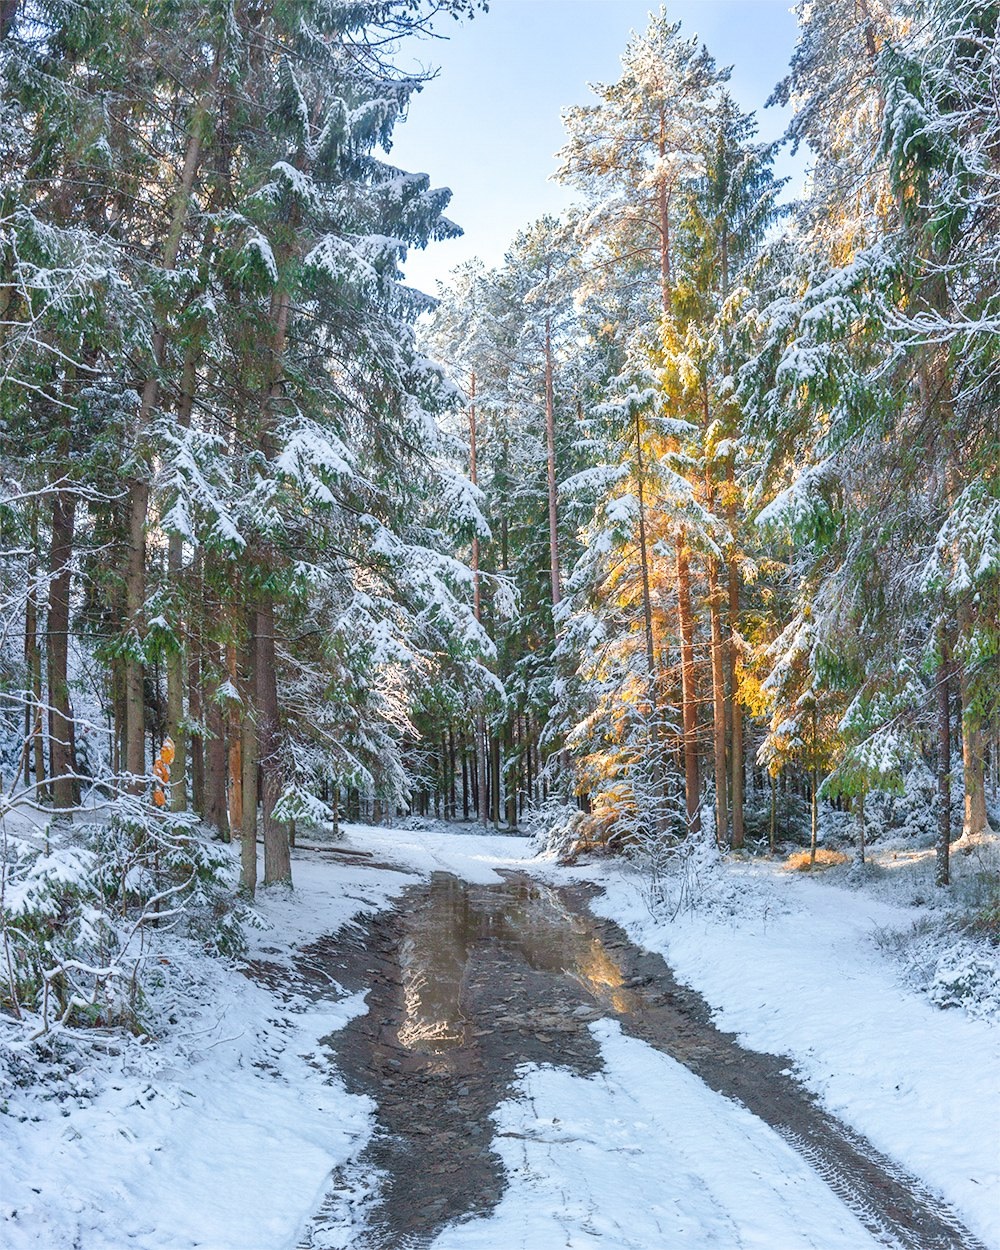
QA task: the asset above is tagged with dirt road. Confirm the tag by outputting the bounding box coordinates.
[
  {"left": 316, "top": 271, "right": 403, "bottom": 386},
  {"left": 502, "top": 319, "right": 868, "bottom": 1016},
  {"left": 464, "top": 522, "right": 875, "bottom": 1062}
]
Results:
[{"left": 275, "top": 870, "right": 985, "bottom": 1250}]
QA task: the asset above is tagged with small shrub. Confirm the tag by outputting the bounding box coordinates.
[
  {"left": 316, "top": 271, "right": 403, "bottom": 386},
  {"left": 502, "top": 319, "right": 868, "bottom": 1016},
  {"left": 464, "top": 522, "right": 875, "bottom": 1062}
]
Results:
[
  {"left": 927, "top": 946, "right": 1000, "bottom": 1016},
  {"left": 965, "top": 902, "right": 1000, "bottom": 946},
  {"left": 1, "top": 799, "right": 239, "bottom": 1034}
]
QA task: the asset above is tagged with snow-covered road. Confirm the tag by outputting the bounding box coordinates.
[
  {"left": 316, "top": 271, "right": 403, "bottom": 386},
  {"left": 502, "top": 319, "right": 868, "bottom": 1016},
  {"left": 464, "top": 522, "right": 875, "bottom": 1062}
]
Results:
[{"left": 2, "top": 823, "right": 996, "bottom": 1250}]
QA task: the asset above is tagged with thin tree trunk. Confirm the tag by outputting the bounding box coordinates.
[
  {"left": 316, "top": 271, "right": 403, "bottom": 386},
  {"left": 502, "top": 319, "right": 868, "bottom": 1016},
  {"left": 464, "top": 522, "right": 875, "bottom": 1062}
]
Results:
[
  {"left": 490, "top": 731, "right": 501, "bottom": 829},
  {"left": 461, "top": 731, "right": 469, "bottom": 821},
  {"left": 227, "top": 642, "right": 242, "bottom": 833},
  {"left": 47, "top": 485, "right": 77, "bottom": 809},
  {"left": 707, "top": 555, "right": 728, "bottom": 847},
  {"left": 726, "top": 464, "right": 744, "bottom": 849},
  {"left": 676, "top": 531, "right": 700, "bottom": 834},
  {"left": 469, "top": 373, "right": 487, "bottom": 820},
  {"left": 857, "top": 786, "right": 866, "bottom": 865},
  {"left": 809, "top": 707, "right": 819, "bottom": 867},
  {"left": 203, "top": 641, "right": 229, "bottom": 839},
  {"left": 634, "top": 410, "right": 657, "bottom": 691},
  {"left": 24, "top": 507, "right": 45, "bottom": 790},
  {"left": 956, "top": 602, "right": 989, "bottom": 837},
  {"left": 187, "top": 561, "right": 205, "bottom": 814},
  {"left": 165, "top": 341, "right": 200, "bottom": 812},
  {"left": 505, "top": 719, "right": 517, "bottom": 828},
  {"left": 544, "top": 310, "right": 561, "bottom": 609},
  {"left": 257, "top": 597, "right": 290, "bottom": 886},
  {"left": 475, "top": 730, "right": 486, "bottom": 824},
  {"left": 239, "top": 622, "right": 258, "bottom": 896},
  {"left": 936, "top": 634, "right": 952, "bottom": 887},
  {"left": 448, "top": 726, "right": 457, "bottom": 819},
  {"left": 124, "top": 61, "right": 219, "bottom": 788}
]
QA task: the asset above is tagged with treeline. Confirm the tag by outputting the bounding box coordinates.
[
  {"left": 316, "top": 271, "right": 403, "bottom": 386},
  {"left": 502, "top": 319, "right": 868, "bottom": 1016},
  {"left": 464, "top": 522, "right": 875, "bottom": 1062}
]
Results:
[
  {"left": 0, "top": 0, "right": 491, "bottom": 893},
  {"left": 421, "top": 1, "right": 998, "bottom": 879},
  {"left": 1, "top": 0, "right": 997, "bottom": 895}
]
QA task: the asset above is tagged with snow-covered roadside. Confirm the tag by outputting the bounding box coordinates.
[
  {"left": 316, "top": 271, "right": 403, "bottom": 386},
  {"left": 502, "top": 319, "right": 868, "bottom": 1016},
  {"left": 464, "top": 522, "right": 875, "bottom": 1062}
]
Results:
[
  {"left": 430, "top": 1020, "right": 893, "bottom": 1250},
  {"left": 0, "top": 852, "right": 414, "bottom": 1250},
  {"left": 563, "top": 852, "right": 1000, "bottom": 1250},
  {"left": 5, "top": 819, "right": 996, "bottom": 1250}
]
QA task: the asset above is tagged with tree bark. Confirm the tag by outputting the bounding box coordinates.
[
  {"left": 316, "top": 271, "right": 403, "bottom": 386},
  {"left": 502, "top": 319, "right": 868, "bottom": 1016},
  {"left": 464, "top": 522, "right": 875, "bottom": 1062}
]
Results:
[
  {"left": 726, "top": 463, "right": 745, "bottom": 849},
  {"left": 936, "top": 633, "right": 952, "bottom": 887},
  {"left": 227, "top": 642, "right": 243, "bottom": 833},
  {"left": 490, "top": 731, "right": 501, "bottom": 829},
  {"left": 707, "top": 554, "right": 728, "bottom": 846},
  {"left": 956, "top": 601, "right": 989, "bottom": 837},
  {"left": 24, "top": 507, "right": 45, "bottom": 790},
  {"left": 676, "top": 530, "right": 700, "bottom": 833},
  {"left": 203, "top": 641, "right": 229, "bottom": 839},
  {"left": 239, "top": 621, "right": 257, "bottom": 896},
  {"left": 187, "top": 558, "right": 205, "bottom": 814},
  {"left": 164, "top": 341, "right": 200, "bottom": 811},
  {"left": 124, "top": 60, "right": 219, "bottom": 789},
  {"left": 257, "top": 596, "right": 291, "bottom": 886},
  {"left": 47, "top": 485, "right": 77, "bottom": 809},
  {"left": 809, "top": 707, "right": 819, "bottom": 867},
  {"left": 544, "top": 310, "right": 561, "bottom": 609}
]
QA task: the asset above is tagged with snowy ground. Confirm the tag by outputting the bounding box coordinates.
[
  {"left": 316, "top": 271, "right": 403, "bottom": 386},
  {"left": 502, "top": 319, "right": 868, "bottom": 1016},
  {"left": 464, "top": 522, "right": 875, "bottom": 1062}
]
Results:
[
  {"left": 2, "top": 820, "right": 998, "bottom": 1249},
  {"left": 555, "top": 848, "right": 1000, "bottom": 1250}
]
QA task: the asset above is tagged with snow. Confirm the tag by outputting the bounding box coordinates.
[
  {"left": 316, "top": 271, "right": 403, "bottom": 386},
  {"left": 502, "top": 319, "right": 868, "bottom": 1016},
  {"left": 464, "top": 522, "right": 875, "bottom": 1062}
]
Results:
[
  {"left": 337, "top": 823, "right": 1000, "bottom": 1247},
  {"left": 3, "top": 823, "right": 997, "bottom": 1249},
  {"left": 338, "top": 819, "right": 536, "bottom": 885},
  {"left": 0, "top": 851, "right": 414, "bottom": 1250},
  {"left": 431, "top": 1020, "right": 889, "bottom": 1250},
  {"left": 582, "top": 855, "right": 1000, "bottom": 1250}
]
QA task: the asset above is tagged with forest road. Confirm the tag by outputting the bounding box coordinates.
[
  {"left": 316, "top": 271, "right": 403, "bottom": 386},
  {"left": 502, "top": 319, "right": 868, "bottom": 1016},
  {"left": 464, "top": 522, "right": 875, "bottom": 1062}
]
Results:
[{"left": 280, "top": 869, "right": 986, "bottom": 1250}]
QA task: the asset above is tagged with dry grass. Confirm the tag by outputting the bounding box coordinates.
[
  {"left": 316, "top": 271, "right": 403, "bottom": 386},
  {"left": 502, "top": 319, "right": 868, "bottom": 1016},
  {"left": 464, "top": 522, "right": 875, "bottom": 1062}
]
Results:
[{"left": 784, "top": 847, "right": 851, "bottom": 872}]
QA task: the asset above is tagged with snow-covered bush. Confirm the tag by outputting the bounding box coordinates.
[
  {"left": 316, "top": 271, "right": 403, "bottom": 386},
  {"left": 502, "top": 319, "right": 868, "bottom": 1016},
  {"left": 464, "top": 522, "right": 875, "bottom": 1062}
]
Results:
[
  {"left": 927, "top": 945, "right": 1000, "bottom": 1019},
  {"left": 1, "top": 801, "right": 239, "bottom": 1033},
  {"left": 527, "top": 797, "right": 587, "bottom": 859}
]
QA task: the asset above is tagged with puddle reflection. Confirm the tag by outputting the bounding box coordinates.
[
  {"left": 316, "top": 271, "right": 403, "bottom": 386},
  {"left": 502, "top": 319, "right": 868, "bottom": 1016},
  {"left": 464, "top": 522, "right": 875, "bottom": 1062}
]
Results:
[{"left": 396, "top": 874, "right": 638, "bottom": 1053}]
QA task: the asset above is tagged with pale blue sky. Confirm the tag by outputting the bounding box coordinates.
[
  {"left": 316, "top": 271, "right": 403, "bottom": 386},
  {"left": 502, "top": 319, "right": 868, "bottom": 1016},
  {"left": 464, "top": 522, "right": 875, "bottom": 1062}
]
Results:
[{"left": 389, "top": 0, "right": 805, "bottom": 293}]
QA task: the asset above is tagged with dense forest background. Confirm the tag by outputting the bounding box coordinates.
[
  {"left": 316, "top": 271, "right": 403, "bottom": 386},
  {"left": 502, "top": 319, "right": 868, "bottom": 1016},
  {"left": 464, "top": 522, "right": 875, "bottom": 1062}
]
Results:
[{"left": 0, "top": 0, "right": 997, "bottom": 1026}]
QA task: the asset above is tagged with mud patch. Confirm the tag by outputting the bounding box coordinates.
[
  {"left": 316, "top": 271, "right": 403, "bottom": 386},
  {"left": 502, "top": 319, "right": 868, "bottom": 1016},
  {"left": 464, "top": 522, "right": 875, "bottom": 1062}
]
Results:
[{"left": 288, "top": 872, "right": 985, "bottom": 1250}]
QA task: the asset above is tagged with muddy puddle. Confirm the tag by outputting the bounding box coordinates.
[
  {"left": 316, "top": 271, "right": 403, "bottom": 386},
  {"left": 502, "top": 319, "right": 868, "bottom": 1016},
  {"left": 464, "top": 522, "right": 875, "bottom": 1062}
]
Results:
[{"left": 290, "top": 871, "right": 985, "bottom": 1250}]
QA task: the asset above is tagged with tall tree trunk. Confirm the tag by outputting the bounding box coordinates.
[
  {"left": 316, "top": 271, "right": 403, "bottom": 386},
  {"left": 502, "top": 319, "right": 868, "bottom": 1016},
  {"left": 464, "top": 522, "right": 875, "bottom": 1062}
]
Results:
[
  {"left": 187, "top": 558, "right": 205, "bottom": 814},
  {"left": 165, "top": 341, "right": 200, "bottom": 811},
  {"left": 257, "top": 597, "right": 291, "bottom": 886},
  {"left": 461, "top": 731, "right": 469, "bottom": 821},
  {"left": 239, "top": 620, "right": 257, "bottom": 896},
  {"left": 476, "top": 722, "right": 488, "bottom": 826},
  {"left": 227, "top": 642, "right": 243, "bottom": 833},
  {"left": 24, "top": 507, "right": 45, "bottom": 790},
  {"left": 707, "top": 555, "right": 728, "bottom": 847},
  {"left": 676, "top": 530, "right": 700, "bottom": 834},
  {"left": 809, "top": 707, "right": 819, "bottom": 867},
  {"left": 203, "top": 641, "right": 229, "bottom": 839},
  {"left": 490, "top": 731, "right": 501, "bottom": 829},
  {"left": 856, "top": 786, "right": 866, "bottom": 865},
  {"left": 124, "top": 63, "right": 219, "bottom": 788},
  {"left": 956, "top": 601, "right": 989, "bottom": 837},
  {"left": 47, "top": 485, "right": 77, "bottom": 809},
  {"left": 544, "top": 311, "right": 561, "bottom": 609},
  {"left": 936, "top": 631, "right": 952, "bottom": 887},
  {"left": 726, "top": 463, "right": 745, "bottom": 849},
  {"left": 448, "top": 725, "right": 457, "bottom": 819},
  {"left": 124, "top": 475, "right": 149, "bottom": 788},
  {"left": 634, "top": 410, "right": 657, "bottom": 692}
]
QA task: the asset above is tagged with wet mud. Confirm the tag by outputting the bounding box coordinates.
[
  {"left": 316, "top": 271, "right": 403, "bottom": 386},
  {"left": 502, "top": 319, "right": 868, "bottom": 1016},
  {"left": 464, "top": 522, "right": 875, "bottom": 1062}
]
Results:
[{"left": 282, "top": 871, "right": 986, "bottom": 1250}]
